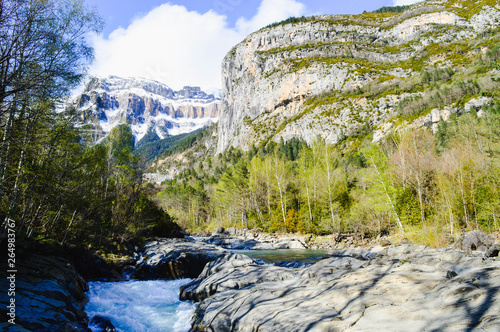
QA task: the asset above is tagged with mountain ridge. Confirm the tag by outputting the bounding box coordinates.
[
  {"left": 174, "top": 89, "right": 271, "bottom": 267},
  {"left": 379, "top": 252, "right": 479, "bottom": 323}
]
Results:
[{"left": 73, "top": 76, "right": 221, "bottom": 145}]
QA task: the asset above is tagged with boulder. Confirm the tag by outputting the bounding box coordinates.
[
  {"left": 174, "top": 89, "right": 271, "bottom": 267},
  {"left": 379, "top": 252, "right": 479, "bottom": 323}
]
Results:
[
  {"left": 273, "top": 239, "right": 308, "bottom": 249},
  {"left": 486, "top": 244, "right": 500, "bottom": 258},
  {"left": 180, "top": 253, "right": 259, "bottom": 301},
  {"left": 212, "top": 227, "right": 227, "bottom": 236},
  {"left": 0, "top": 254, "right": 90, "bottom": 332},
  {"left": 461, "top": 230, "right": 495, "bottom": 253},
  {"left": 131, "top": 238, "right": 229, "bottom": 280},
  {"left": 89, "top": 316, "right": 116, "bottom": 332}
]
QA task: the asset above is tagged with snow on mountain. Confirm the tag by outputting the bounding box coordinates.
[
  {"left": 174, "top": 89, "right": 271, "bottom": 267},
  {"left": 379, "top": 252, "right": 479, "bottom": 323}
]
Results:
[{"left": 73, "top": 76, "right": 221, "bottom": 144}]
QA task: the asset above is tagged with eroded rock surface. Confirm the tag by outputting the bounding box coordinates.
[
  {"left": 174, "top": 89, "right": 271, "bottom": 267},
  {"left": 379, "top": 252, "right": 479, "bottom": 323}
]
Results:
[
  {"left": 131, "top": 238, "right": 230, "bottom": 280},
  {"left": 189, "top": 245, "right": 500, "bottom": 331},
  {"left": 0, "top": 255, "right": 90, "bottom": 332}
]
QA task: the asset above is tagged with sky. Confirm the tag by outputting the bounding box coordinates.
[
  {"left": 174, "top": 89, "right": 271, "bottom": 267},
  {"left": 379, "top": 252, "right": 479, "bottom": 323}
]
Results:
[{"left": 86, "top": 0, "right": 424, "bottom": 90}]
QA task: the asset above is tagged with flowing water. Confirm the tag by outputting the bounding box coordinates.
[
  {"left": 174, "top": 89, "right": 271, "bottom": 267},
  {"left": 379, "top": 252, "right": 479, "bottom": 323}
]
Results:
[
  {"left": 85, "top": 279, "right": 196, "bottom": 332},
  {"left": 85, "top": 249, "right": 327, "bottom": 331}
]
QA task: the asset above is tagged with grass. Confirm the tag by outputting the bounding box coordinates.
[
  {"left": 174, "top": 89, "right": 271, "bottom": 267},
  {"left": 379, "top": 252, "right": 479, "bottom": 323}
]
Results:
[{"left": 403, "top": 225, "right": 456, "bottom": 248}]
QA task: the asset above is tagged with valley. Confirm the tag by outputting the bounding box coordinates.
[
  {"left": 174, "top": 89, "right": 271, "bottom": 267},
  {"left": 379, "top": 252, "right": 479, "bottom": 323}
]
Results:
[{"left": 1, "top": 0, "right": 500, "bottom": 331}]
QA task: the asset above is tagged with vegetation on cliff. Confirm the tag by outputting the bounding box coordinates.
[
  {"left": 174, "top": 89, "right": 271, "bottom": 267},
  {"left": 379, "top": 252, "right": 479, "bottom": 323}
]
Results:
[
  {"left": 156, "top": 102, "right": 499, "bottom": 246},
  {"left": 156, "top": 18, "right": 500, "bottom": 245}
]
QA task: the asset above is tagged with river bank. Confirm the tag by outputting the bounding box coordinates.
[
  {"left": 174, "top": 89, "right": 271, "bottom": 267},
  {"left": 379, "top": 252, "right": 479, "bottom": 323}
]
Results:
[{"left": 1, "top": 230, "right": 499, "bottom": 331}]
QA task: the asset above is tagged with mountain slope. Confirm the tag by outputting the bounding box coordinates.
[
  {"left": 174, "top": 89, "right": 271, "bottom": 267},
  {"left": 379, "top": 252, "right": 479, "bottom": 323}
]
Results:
[
  {"left": 73, "top": 76, "right": 221, "bottom": 144},
  {"left": 135, "top": 128, "right": 204, "bottom": 164},
  {"left": 217, "top": 0, "right": 500, "bottom": 152}
]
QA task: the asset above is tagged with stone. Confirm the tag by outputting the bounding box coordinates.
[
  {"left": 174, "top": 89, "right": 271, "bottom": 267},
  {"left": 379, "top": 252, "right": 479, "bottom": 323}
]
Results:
[
  {"left": 273, "top": 239, "right": 308, "bottom": 249},
  {"left": 180, "top": 253, "right": 259, "bottom": 302},
  {"left": 90, "top": 316, "right": 116, "bottom": 332},
  {"left": 131, "top": 238, "right": 229, "bottom": 280},
  {"left": 461, "top": 230, "right": 495, "bottom": 253},
  {"left": 0, "top": 254, "right": 90, "bottom": 332},
  {"left": 215, "top": 3, "right": 500, "bottom": 153},
  {"left": 486, "top": 244, "right": 500, "bottom": 258},
  {"left": 212, "top": 227, "right": 227, "bottom": 236}
]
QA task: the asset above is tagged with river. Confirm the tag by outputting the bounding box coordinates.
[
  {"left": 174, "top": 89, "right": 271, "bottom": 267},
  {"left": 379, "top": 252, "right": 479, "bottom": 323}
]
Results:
[
  {"left": 86, "top": 279, "right": 196, "bottom": 332},
  {"left": 85, "top": 249, "right": 327, "bottom": 331}
]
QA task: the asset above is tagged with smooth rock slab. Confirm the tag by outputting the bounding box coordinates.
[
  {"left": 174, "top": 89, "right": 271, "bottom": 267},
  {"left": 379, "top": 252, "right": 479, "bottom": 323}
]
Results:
[{"left": 190, "top": 245, "right": 500, "bottom": 331}]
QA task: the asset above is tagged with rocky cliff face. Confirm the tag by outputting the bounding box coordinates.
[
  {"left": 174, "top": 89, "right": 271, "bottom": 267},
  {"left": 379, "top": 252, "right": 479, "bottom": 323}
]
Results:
[
  {"left": 217, "top": 0, "right": 500, "bottom": 152},
  {"left": 74, "top": 76, "right": 221, "bottom": 145}
]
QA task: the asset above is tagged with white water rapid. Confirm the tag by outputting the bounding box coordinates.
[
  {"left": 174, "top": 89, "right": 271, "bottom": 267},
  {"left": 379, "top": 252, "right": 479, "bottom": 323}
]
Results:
[{"left": 85, "top": 279, "right": 196, "bottom": 332}]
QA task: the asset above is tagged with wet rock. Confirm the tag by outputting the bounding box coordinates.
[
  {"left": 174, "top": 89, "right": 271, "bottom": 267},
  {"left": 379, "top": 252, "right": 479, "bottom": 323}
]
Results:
[
  {"left": 0, "top": 254, "right": 90, "bottom": 332},
  {"left": 89, "top": 316, "right": 116, "bottom": 332}
]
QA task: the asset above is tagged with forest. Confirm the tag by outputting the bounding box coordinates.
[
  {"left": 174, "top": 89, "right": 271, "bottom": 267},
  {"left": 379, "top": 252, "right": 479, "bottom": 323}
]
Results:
[
  {"left": 0, "top": 0, "right": 179, "bottom": 249},
  {"left": 157, "top": 103, "right": 500, "bottom": 246},
  {"left": 1, "top": 0, "right": 499, "bottom": 250}
]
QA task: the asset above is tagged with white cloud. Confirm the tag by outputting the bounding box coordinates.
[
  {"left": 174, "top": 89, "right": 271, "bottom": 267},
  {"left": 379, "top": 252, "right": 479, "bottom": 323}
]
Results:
[
  {"left": 236, "top": 0, "right": 306, "bottom": 35},
  {"left": 90, "top": 0, "right": 306, "bottom": 90},
  {"left": 393, "top": 0, "right": 424, "bottom": 5}
]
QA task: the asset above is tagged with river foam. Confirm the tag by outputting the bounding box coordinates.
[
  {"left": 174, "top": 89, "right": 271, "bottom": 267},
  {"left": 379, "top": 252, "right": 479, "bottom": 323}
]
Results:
[{"left": 86, "top": 279, "right": 195, "bottom": 332}]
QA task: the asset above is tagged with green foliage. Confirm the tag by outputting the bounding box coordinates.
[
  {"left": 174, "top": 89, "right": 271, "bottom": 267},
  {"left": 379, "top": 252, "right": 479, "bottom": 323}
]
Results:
[
  {"left": 157, "top": 101, "right": 500, "bottom": 243},
  {"left": 395, "top": 187, "right": 422, "bottom": 226},
  {"left": 136, "top": 129, "right": 161, "bottom": 148},
  {"left": 371, "top": 5, "right": 412, "bottom": 14},
  {"left": 135, "top": 129, "right": 204, "bottom": 164},
  {"left": 396, "top": 80, "right": 481, "bottom": 118},
  {"left": 435, "top": 118, "right": 450, "bottom": 153},
  {"left": 420, "top": 67, "right": 455, "bottom": 85},
  {"left": 264, "top": 16, "right": 309, "bottom": 29},
  {"left": 156, "top": 128, "right": 208, "bottom": 159}
]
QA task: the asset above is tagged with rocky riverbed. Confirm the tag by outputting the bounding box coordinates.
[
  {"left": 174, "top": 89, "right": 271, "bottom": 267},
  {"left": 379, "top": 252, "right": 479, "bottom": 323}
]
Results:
[
  {"left": 183, "top": 244, "right": 500, "bottom": 331},
  {"left": 1, "top": 230, "right": 499, "bottom": 331}
]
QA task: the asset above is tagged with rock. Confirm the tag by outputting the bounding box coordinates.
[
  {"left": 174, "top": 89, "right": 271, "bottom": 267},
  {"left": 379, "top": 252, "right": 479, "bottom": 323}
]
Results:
[
  {"left": 0, "top": 254, "right": 90, "bottom": 332},
  {"left": 216, "top": 4, "right": 500, "bottom": 153},
  {"left": 180, "top": 253, "right": 299, "bottom": 303},
  {"left": 486, "top": 244, "right": 500, "bottom": 258},
  {"left": 461, "top": 230, "right": 495, "bottom": 253},
  {"left": 89, "top": 316, "right": 116, "bottom": 332},
  {"left": 190, "top": 244, "right": 500, "bottom": 331},
  {"left": 212, "top": 227, "right": 227, "bottom": 236},
  {"left": 205, "top": 236, "right": 260, "bottom": 250},
  {"left": 180, "top": 253, "right": 259, "bottom": 302},
  {"left": 274, "top": 239, "right": 308, "bottom": 249},
  {"left": 130, "top": 238, "right": 229, "bottom": 280}
]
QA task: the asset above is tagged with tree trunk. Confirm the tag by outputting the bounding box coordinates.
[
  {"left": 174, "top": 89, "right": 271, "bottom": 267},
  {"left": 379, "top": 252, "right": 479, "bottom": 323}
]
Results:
[
  {"left": 372, "top": 158, "right": 405, "bottom": 237},
  {"left": 61, "top": 210, "right": 77, "bottom": 246}
]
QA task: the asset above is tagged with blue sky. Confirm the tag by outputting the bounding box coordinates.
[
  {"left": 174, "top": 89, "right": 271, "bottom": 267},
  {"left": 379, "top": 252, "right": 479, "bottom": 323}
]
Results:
[
  {"left": 86, "top": 0, "right": 403, "bottom": 37},
  {"left": 86, "top": 0, "right": 422, "bottom": 90}
]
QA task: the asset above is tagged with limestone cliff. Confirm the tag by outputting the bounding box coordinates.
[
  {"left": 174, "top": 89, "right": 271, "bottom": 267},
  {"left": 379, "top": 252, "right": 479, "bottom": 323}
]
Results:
[{"left": 217, "top": 0, "right": 500, "bottom": 152}]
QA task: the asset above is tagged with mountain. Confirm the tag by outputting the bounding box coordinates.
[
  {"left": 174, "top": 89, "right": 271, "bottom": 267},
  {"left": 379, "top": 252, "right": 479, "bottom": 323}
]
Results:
[
  {"left": 73, "top": 76, "right": 221, "bottom": 145},
  {"left": 217, "top": 0, "right": 500, "bottom": 153}
]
